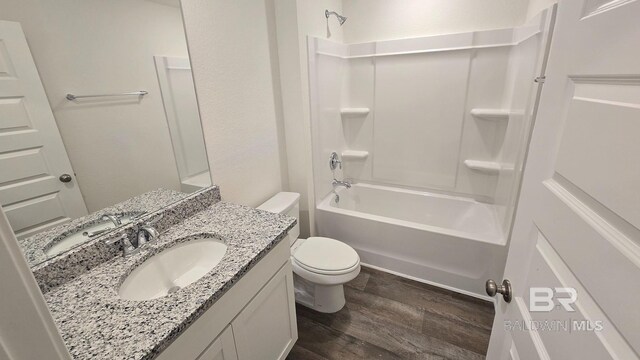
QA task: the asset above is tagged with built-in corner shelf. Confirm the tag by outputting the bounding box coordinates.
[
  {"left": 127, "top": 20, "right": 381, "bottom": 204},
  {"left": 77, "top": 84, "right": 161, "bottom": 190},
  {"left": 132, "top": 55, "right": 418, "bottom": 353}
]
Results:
[
  {"left": 464, "top": 160, "right": 501, "bottom": 175},
  {"left": 470, "top": 108, "right": 511, "bottom": 121},
  {"left": 340, "top": 108, "right": 370, "bottom": 116},
  {"left": 342, "top": 150, "right": 369, "bottom": 160}
]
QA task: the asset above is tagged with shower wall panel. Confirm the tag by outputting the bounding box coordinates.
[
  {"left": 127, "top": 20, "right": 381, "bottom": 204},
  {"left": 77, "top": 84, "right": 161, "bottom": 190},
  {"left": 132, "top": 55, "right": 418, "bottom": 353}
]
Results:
[
  {"left": 309, "top": 20, "right": 543, "bottom": 204},
  {"left": 372, "top": 51, "right": 471, "bottom": 190}
]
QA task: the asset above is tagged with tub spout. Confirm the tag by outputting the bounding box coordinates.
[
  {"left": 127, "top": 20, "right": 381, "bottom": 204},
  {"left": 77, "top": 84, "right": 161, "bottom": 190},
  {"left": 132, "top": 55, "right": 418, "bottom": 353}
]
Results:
[{"left": 332, "top": 179, "right": 351, "bottom": 189}]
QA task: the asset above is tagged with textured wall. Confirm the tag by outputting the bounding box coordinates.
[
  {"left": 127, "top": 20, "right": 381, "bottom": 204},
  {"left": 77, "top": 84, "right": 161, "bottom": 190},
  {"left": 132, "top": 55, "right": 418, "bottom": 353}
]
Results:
[
  {"left": 274, "top": 0, "right": 344, "bottom": 236},
  {"left": 342, "top": 0, "right": 529, "bottom": 43},
  {"left": 182, "top": 0, "right": 287, "bottom": 207},
  {"left": 527, "top": 0, "right": 558, "bottom": 20}
]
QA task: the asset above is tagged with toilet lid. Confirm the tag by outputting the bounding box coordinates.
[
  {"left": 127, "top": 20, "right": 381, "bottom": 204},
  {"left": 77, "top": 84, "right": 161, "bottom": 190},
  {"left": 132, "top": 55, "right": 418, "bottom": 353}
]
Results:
[{"left": 293, "top": 237, "right": 359, "bottom": 274}]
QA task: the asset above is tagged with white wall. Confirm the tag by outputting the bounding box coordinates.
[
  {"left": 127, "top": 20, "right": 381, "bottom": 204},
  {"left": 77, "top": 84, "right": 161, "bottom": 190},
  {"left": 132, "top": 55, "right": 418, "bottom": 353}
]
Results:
[
  {"left": 341, "top": 0, "right": 529, "bottom": 43},
  {"left": 274, "top": 0, "right": 344, "bottom": 236},
  {"left": 181, "top": 0, "right": 288, "bottom": 207},
  {"left": 527, "top": 0, "right": 557, "bottom": 20},
  {"left": 0, "top": 0, "right": 187, "bottom": 212}
]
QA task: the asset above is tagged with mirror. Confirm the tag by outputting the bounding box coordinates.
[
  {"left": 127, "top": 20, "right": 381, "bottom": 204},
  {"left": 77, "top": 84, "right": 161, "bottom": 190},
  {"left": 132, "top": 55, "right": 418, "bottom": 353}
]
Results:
[{"left": 0, "top": 0, "right": 211, "bottom": 267}]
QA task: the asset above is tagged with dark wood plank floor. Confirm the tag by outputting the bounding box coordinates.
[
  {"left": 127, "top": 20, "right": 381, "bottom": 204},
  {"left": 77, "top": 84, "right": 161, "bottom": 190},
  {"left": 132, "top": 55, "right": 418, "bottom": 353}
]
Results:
[{"left": 287, "top": 266, "right": 495, "bottom": 360}]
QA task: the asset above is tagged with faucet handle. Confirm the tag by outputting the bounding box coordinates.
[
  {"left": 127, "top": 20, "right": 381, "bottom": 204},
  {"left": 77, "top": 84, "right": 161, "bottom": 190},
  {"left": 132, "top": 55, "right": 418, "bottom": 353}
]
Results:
[
  {"left": 101, "top": 214, "right": 122, "bottom": 226},
  {"left": 138, "top": 225, "right": 160, "bottom": 247},
  {"left": 329, "top": 152, "right": 342, "bottom": 170},
  {"left": 105, "top": 234, "right": 138, "bottom": 257},
  {"left": 105, "top": 233, "right": 127, "bottom": 245}
]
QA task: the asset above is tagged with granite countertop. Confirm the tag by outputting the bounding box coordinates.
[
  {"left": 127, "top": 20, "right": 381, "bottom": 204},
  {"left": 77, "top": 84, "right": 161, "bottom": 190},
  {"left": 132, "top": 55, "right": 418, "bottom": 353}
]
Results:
[
  {"left": 43, "top": 201, "right": 296, "bottom": 360},
  {"left": 20, "top": 189, "right": 187, "bottom": 267}
]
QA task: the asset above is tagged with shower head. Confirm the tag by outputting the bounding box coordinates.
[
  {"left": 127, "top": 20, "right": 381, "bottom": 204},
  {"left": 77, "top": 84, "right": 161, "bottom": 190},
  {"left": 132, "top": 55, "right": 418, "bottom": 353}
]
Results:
[{"left": 325, "top": 9, "right": 347, "bottom": 26}]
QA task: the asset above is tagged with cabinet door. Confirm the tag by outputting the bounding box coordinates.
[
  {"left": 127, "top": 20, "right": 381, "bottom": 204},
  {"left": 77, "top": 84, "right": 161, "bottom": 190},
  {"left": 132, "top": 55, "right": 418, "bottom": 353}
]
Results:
[
  {"left": 197, "top": 325, "right": 238, "bottom": 360},
  {"left": 231, "top": 263, "right": 297, "bottom": 360}
]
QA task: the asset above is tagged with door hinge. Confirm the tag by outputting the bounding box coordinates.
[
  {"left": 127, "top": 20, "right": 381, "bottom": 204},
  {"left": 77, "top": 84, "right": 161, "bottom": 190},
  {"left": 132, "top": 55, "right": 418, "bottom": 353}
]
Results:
[{"left": 534, "top": 76, "right": 546, "bottom": 83}]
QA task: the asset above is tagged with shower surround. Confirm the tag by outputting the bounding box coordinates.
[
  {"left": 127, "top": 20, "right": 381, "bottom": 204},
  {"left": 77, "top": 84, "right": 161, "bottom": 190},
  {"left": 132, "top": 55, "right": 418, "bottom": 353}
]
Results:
[{"left": 308, "top": 9, "right": 554, "bottom": 296}]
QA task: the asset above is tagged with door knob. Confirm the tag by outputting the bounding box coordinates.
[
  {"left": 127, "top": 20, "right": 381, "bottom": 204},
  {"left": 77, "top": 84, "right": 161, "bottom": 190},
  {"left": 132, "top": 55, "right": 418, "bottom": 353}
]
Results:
[
  {"left": 486, "top": 279, "right": 512, "bottom": 303},
  {"left": 59, "top": 174, "right": 73, "bottom": 183}
]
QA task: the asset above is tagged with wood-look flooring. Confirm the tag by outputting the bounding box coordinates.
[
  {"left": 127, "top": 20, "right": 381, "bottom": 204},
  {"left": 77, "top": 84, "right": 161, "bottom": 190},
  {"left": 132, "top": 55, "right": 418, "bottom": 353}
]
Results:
[{"left": 287, "top": 266, "right": 495, "bottom": 360}]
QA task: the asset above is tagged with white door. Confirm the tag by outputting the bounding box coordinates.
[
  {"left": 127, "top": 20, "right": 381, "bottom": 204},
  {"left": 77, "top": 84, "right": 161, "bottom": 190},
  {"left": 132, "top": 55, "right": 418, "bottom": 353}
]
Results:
[
  {"left": 0, "top": 21, "right": 87, "bottom": 239},
  {"left": 487, "top": 1, "right": 640, "bottom": 359}
]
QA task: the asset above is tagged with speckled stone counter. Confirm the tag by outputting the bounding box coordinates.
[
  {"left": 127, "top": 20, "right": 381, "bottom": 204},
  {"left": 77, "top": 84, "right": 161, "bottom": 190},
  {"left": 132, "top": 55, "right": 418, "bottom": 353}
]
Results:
[
  {"left": 43, "top": 201, "right": 296, "bottom": 360},
  {"left": 19, "top": 188, "right": 186, "bottom": 267},
  {"left": 33, "top": 187, "right": 221, "bottom": 293}
]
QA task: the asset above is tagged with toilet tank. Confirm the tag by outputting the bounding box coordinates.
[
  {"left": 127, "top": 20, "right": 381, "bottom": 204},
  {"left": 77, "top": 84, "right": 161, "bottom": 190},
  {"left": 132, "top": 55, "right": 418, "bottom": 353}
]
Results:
[{"left": 257, "top": 192, "right": 300, "bottom": 241}]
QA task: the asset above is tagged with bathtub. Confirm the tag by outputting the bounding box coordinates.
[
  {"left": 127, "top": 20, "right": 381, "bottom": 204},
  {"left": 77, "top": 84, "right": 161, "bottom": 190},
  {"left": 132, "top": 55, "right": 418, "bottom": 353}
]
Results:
[{"left": 316, "top": 183, "right": 507, "bottom": 297}]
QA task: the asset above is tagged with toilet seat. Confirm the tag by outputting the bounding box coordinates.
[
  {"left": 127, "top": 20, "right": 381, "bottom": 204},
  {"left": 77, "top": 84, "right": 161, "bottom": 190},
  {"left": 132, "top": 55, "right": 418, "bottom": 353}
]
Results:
[{"left": 292, "top": 237, "right": 360, "bottom": 275}]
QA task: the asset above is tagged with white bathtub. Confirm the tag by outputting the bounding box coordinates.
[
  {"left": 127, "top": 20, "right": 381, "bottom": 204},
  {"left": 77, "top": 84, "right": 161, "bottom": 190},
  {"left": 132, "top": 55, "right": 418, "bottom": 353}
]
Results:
[{"left": 316, "top": 183, "right": 507, "bottom": 297}]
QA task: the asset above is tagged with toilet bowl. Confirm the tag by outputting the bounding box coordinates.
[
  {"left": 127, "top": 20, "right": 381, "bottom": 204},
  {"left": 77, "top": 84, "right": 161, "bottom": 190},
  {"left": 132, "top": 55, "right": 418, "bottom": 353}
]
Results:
[{"left": 257, "top": 192, "right": 360, "bottom": 313}]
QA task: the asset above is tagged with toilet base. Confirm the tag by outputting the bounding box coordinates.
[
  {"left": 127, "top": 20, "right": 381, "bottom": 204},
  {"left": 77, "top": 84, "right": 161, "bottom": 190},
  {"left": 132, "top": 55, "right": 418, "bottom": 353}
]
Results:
[{"left": 293, "top": 274, "right": 346, "bottom": 313}]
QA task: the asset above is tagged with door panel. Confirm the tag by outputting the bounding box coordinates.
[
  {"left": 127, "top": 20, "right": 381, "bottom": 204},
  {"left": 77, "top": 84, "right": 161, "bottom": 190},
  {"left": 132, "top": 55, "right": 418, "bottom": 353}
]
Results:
[
  {"left": 508, "top": 297, "right": 549, "bottom": 360},
  {"left": 231, "top": 263, "right": 297, "bottom": 360},
  {"left": 537, "top": 180, "right": 640, "bottom": 353},
  {"left": 0, "top": 97, "right": 31, "bottom": 129},
  {"left": 0, "top": 39, "right": 16, "bottom": 77},
  {"left": 0, "top": 148, "right": 49, "bottom": 183},
  {"left": 508, "top": 342, "right": 521, "bottom": 360},
  {"left": 525, "top": 234, "right": 615, "bottom": 359},
  {"left": 196, "top": 326, "right": 238, "bottom": 360},
  {"left": 488, "top": 1, "right": 640, "bottom": 359},
  {"left": 554, "top": 82, "right": 640, "bottom": 228},
  {"left": 0, "top": 175, "right": 59, "bottom": 206},
  {"left": 0, "top": 21, "right": 87, "bottom": 238}
]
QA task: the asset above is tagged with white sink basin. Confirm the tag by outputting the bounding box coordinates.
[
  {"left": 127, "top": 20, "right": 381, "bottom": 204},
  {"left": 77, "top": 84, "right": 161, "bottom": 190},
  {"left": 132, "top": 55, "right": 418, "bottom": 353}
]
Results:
[{"left": 118, "top": 238, "right": 227, "bottom": 301}]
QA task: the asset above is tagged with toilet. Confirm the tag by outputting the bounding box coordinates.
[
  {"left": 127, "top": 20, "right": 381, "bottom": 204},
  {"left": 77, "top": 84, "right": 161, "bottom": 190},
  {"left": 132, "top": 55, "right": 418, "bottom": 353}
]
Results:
[{"left": 257, "top": 192, "right": 360, "bottom": 313}]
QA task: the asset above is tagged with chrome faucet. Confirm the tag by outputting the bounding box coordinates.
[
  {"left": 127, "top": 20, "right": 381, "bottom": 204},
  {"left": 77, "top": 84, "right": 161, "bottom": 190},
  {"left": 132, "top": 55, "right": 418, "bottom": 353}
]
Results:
[
  {"left": 332, "top": 179, "right": 351, "bottom": 189},
  {"left": 101, "top": 214, "right": 122, "bottom": 226},
  {"left": 83, "top": 228, "right": 111, "bottom": 238},
  {"left": 105, "top": 234, "right": 138, "bottom": 258},
  {"left": 137, "top": 225, "right": 159, "bottom": 248},
  {"left": 104, "top": 223, "right": 160, "bottom": 258}
]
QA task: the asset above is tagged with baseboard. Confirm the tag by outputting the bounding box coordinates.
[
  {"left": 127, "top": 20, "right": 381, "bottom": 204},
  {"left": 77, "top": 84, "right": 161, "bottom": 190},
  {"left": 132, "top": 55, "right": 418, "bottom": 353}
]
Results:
[{"left": 360, "top": 262, "right": 496, "bottom": 304}]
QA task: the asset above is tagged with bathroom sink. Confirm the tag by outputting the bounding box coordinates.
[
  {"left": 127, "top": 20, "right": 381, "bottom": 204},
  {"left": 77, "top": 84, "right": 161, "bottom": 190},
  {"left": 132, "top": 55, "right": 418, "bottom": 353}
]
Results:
[
  {"left": 118, "top": 238, "right": 227, "bottom": 301},
  {"left": 44, "top": 213, "right": 142, "bottom": 257}
]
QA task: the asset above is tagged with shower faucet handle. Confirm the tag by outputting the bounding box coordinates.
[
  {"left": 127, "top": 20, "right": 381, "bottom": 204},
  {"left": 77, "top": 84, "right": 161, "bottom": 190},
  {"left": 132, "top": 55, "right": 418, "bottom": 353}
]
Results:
[{"left": 329, "top": 152, "right": 342, "bottom": 170}]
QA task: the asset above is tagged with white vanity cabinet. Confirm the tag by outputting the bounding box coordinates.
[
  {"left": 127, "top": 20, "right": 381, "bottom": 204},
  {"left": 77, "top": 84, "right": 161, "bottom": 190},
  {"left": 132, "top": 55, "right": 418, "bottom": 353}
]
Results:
[
  {"left": 230, "top": 263, "right": 297, "bottom": 360},
  {"left": 196, "top": 326, "right": 237, "bottom": 360},
  {"left": 157, "top": 237, "right": 297, "bottom": 360}
]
